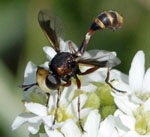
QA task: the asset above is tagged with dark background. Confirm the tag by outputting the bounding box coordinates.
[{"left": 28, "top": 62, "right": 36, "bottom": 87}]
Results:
[{"left": 0, "top": 0, "right": 149, "bottom": 136}]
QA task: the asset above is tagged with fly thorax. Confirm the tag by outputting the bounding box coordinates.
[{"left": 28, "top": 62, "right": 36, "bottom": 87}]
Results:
[{"left": 49, "top": 52, "right": 79, "bottom": 81}]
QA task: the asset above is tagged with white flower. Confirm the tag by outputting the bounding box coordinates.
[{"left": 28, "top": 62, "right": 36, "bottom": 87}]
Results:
[
  {"left": 12, "top": 39, "right": 94, "bottom": 135},
  {"left": 113, "top": 51, "right": 150, "bottom": 103},
  {"left": 129, "top": 51, "right": 150, "bottom": 102},
  {"left": 129, "top": 51, "right": 148, "bottom": 92},
  {"left": 114, "top": 99, "right": 150, "bottom": 137},
  {"left": 12, "top": 84, "right": 91, "bottom": 136},
  {"left": 12, "top": 38, "right": 124, "bottom": 137},
  {"left": 11, "top": 102, "right": 54, "bottom": 134},
  {"left": 61, "top": 110, "right": 122, "bottom": 137},
  {"left": 112, "top": 51, "right": 150, "bottom": 136}
]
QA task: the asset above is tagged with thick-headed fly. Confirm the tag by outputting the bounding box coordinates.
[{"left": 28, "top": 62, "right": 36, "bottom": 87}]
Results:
[{"left": 20, "top": 10, "right": 125, "bottom": 132}]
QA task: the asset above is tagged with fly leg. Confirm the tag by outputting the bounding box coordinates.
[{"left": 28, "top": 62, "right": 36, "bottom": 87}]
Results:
[
  {"left": 52, "top": 81, "right": 71, "bottom": 128},
  {"left": 19, "top": 83, "right": 38, "bottom": 91},
  {"left": 46, "top": 93, "right": 50, "bottom": 107},
  {"left": 105, "top": 68, "right": 126, "bottom": 93},
  {"left": 68, "top": 40, "right": 77, "bottom": 54},
  {"left": 52, "top": 88, "right": 61, "bottom": 126},
  {"left": 75, "top": 76, "right": 86, "bottom": 133},
  {"left": 80, "top": 67, "right": 99, "bottom": 75}
]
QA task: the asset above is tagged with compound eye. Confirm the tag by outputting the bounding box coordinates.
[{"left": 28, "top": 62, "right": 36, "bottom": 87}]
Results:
[{"left": 46, "top": 74, "right": 61, "bottom": 90}]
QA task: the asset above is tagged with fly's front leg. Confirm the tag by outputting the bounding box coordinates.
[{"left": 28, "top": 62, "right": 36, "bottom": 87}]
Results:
[
  {"left": 19, "top": 83, "right": 38, "bottom": 91},
  {"left": 52, "top": 88, "right": 61, "bottom": 126},
  {"left": 61, "top": 80, "right": 71, "bottom": 87},
  {"left": 46, "top": 93, "right": 51, "bottom": 107}
]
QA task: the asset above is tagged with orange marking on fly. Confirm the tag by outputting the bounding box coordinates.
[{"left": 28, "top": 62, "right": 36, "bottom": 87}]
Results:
[
  {"left": 37, "top": 67, "right": 49, "bottom": 76},
  {"left": 20, "top": 10, "right": 125, "bottom": 132},
  {"left": 36, "top": 67, "right": 49, "bottom": 85},
  {"left": 56, "top": 66, "right": 69, "bottom": 76}
]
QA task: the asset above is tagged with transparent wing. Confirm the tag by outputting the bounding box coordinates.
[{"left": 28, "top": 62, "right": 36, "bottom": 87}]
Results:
[
  {"left": 78, "top": 50, "right": 121, "bottom": 68},
  {"left": 38, "top": 10, "right": 64, "bottom": 52}
]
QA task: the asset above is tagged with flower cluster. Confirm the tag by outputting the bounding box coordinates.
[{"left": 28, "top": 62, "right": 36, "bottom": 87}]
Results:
[
  {"left": 112, "top": 51, "right": 150, "bottom": 137},
  {"left": 12, "top": 39, "right": 150, "bottom": 137}
]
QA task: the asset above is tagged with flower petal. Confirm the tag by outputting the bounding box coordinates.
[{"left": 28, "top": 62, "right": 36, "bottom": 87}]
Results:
[
  {"left": 61, "top": 119, "right": 81, "bottom": 137},
  {"left": 129, "top": 51, "right": 145, "bottom": 92},
  {"left": 110, "top": 69, "right": 129, "bottom": 84},
  {"left": 24, "top": 61, "right": 37, "bottom": 83},
  {"left": 114, "top": 110, "right": 129, "bottom": 136},
  {"left": 82, "top": 110, "right": 100, "bottom": 137},
  {"left": 43, "top": 116, "right": 63, "bottom": 131},
  {"left": 40, "top": 61, "right": 49, "bottom": 70},
  {"left": 114, "top": 95, "right": 137, "bottom": 115},
  {"left": 122, "top": 131, "right": 142, "bottom": 137},
  {"left": 11, "top": 113, "right": 38, "bottom": 130},
  {"left": 59, "top": 39, "right": 69, "bottom": 52},
  {"left": 47, "top": 91, "right": 57, "bottom": 111},
  {"left": 80, "top": 83, "right": 97, "bottom": 93},
  {"left": 45, "top": 126, "right": 64, "bottom": 137},
  {"left": 61, "top": 40, "right": 78, "bottom": 52},
  {"left": 60, "top": 84, "right": 76, "bottom": 106},
  {"left": 80, "top": 108, "right": 92, "bottom": 119},
  {"left": 28, "top": 122, "right": 42, "bottom": 134},
  {"left": 22, "top": 61, "right": 37, "bottom": 100},
  {"left": 25, "top": 102, "right": 47, "bottom": 116},
  {"left": 142, "top": 68, "right": 150, "bottom": 93},
  {"left": 82, "top": 68, "right": 107, "bottom": 83},
  {"left": 43, "top": 46, "right": 56, "bottom": 60},
  {"left": 97, "top": 115, "right": 116, "bottom": 137},
  {"left": 118, "top": 113, "right": 135, "bottom": 130},
  {"left": 43, "top": 116, "right": 54, "bottom": 127},
  {"left": 111, "top": 129, "right": 120, "bottom": 137},
  {"left": 144, "top": 98, "right": 150, "bottom": 111},
  {"left": 66, "top": 94, "right": 87, "bottom": 118}
]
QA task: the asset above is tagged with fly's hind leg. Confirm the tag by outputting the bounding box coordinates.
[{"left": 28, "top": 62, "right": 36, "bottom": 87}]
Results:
[
  {"left": 105, "top": 68, "right": 126, "bottom": 93},
  {"left": 80, "top": 67, "right": 99, "bottom": 75},
  {"left": 68, "top": 40, "right": 77, "bottom": 54}
]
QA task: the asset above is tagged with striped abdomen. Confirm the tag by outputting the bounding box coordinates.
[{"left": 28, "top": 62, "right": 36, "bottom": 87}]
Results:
[{"left": 90, "top": 10, "right": 123, "bottom": 31}]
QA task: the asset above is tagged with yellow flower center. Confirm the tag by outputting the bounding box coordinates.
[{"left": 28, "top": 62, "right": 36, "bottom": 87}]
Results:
[
  {"left": 92, "top": 82, "right": 117, "bottom": 119},
  {"left": 133, "top": 105, "right": 150, "bottom": 135},
  {"left": 135, "top": 91, "right": 150, "bottom": 101},
  {"left": 50, "top": 106, "right": 74, "bottom": 123}
]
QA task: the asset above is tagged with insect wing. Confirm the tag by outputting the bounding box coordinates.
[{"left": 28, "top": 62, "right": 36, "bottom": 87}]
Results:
[
  {"left": 78, "top": 50, "right": 121, "bottom": 68},
  {"left": 38, "top": 10, "right": 64, "bottom": 52}
]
